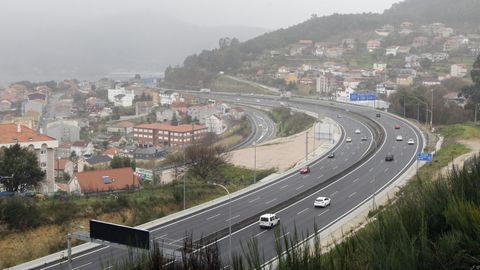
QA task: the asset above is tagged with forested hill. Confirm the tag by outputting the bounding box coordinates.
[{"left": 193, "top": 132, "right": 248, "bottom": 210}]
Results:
[{"left": 164, "top": 0, "right": 480, "bottom": 89}]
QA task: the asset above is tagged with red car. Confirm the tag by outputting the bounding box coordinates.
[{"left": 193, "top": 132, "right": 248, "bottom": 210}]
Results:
[
  {"left": 299, "top": 166, "right": 311, "bottom": 174},
  {"left": 394, "top": 124, "right": 401, "bottom": 129}
]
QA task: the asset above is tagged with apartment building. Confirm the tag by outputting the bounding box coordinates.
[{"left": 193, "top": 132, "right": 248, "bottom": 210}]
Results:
[
  {"left": 134, "top": 123, "right": 207, "bottom": 148},
  {"left": 0, "top": 124, "right": 58, "bottom": 193}
]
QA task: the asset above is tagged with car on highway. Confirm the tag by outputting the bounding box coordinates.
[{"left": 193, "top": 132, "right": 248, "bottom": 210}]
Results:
[
  {"left": 327, "top": 152, "right": 335, "bottom": 158},
  {"left": 385, "top": 153, "right": 394, "bottom": 161},
  {"left": 394, "top": 124, "right": 401, "bottom": 129},
  {"left": 314, "top": 197, "right": 331, "bottom": 208},
  {"left": 337, "top": 114, "right": 342, "bottom": 118},
  {"left": 259, "top": 213, "right": 280, "bottom": 229},
  {"left": 256, "top": 99, "right": 261, "bottom": 103},
  {"left": 407, "top": 138, "right": 415, "bottom": 145},
  {"left": 376, "top": 113, "right": 381, "bottom": 117},
  {"left": 299, "top": 166, "right": 311, "bottom": 174},
  {"left": 396, "top": 135, "right": 403, "bottom": 141},
  {"left": 354, "top": 129, "right": 361, "bottom": 134},
  {"left": 346, "top": 137, "right": 352, "bottom": 143},
  {"left": 361, "top": 136, "right": 368, "bottom": 141}
]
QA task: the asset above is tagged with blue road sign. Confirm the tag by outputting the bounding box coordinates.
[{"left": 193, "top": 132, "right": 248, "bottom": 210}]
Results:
[
  {"left": 417, "top": 152, "right": 433, "bottom": 161},
  {"left": 350, "top": 92, "right": 377, "bottom": 101}
]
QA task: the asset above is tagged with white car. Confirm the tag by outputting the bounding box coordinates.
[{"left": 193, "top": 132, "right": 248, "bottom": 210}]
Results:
[
  {"left": 256, "top": 99, "right": 261, "bottom": 103},
  {"left": 354, "top": 129, "right": 361, "bottom": 134},
  {"left": 346, "top": 137, "right": 352, "bottom": 143},
  {"left": 314, "top": 197, "right": 331, "bottom": 208},
  {"left": 396, "top": 135, "right": 403, "bottom": 141},
  {"left": 407, "top": 138, "right": 415, "bottom": 145},
  {"left": 259, "top": 213, "right": 280, "bottom": 229}
]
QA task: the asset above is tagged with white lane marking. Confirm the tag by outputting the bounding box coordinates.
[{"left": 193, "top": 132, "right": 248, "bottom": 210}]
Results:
[
  {"left": 384, "top": 168, "right": 389, "bottom": 172},
  {"left": 280, "top": 185, "right": 289, "bottom": 190},
  {"left": 369, "top": 167, "right": 374, "bottom": 172},
  {"left": 353, "top": 178, "right": 359, "bottom": 183},
  {"left": 103, "top": 266, "right": 113, "bottom": 270},
  {"left": 73, "top": 262, "right": 92, "bottom": 270},
  {"left": 348, "top": 192, "right": 357, "bottom": 198},
  {"left": 369, "top": 179, "right": 376, "bottom": 183},
  {"left": 169, "top": 236, "right": 187, "bottom": 245},
  {"left": 296, "top": 208, "right": 309, "bottom": 215},
  {"left": 265, "top": 198, "right": 277, "bottom": 204},
  {"left": 249, "top": 197, "right": 260, "bottom": 203},
  {"left": 317, "top": 209, "right": 330, "bottom": 216},
  {"left": 317, "top": 174, "right": 324, "bottom": 179},
  {"left": 253, "top": 230, "right": 267, "bottom": 238},
  {"left": 40, "top": 247, "right": 110, "bottom": 269},
  {"left": 344, "top": 158, "right": 349, "bottom": 162},
  {"left": 330, "top": 191, "right": 338, "bottom": 197},
  {"left": 277, "top": 232, "right": 290, "bottom": 240},
  {"left": 206, "top": 214, "right": 221, "bottom": 221},
  {"left": 226, "top": 215, "right": 240, "bottom": 222},
  {"left": 155, "top": 234, "right": 168, "bottom": 240},
  {"left": 319, "top": 166, "right": 324, "bottom": 170},
  {"left": 296, "top": 185, "right": 305, "bottom": 190},
  {"left": 332, "top": 166, "right": 338, "bottom": 170}
]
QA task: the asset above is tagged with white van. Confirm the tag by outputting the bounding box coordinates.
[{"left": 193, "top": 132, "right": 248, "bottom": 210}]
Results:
[{"left": 259, "top": 213, "right": 280, "bottom": 229}]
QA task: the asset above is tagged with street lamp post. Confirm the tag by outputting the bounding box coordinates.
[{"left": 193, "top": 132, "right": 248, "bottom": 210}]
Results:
[
  {"left": 253, "top": 142, "right": 257, "bottom": 184},
  {"left": 210, "top": 182, "right": 232, "bottom": 266},
  {"left": 430, "top": 89, "right": 434, "bottom": 129}
]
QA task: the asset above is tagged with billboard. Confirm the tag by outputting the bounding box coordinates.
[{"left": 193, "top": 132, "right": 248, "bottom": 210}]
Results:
[
  {"left": 90, "top": 219, "right": 150, "bottom": 249},
  {"left": 135, "top": 168, "right": 154, "bottom": 182},
  {"left": 350, "top": 92, "right": 377, "bottom": 101}
]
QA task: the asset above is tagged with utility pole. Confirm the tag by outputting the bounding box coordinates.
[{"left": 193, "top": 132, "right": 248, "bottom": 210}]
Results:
[
  {"left": 306, "top": 130, "right": 310, "bottom": 160},
  {"left": 430, "top": 89, "right": 434, "bottom": 129},
  {"left": 403, "top": 95, "right": 406, "bottom": 117}
]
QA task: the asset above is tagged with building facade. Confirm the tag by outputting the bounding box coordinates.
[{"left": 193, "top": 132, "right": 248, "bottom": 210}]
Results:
[
  {"left": 0, "top": 124, "right": 58, "bottom": 193},
  {"left": 133, "top": 123, "right": 207, "bottom": 148}
]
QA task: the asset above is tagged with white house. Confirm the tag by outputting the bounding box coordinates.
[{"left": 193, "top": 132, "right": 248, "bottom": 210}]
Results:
[
  {"left": 160, "top": 92, "right": 180, "bottom": 106},
  {"left": 386, "top": 46, "right": 400, "bottom": 56},
  {"left": 451, "top": 64, "right": 468, "bottom": 78},
  {"left": 205, "top": 115, "right": 225, "bottom": 135},
  {"left": 71, "top": 140, "right": 94, "bottom": 157},
  {"left": 107, "top": 87, "right": 134, "bottom": 107}
]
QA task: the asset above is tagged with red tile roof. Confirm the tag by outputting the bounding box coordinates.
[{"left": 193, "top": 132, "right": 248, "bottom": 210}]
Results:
[
  {"left": 0, "top": 124, "right": 56, "bottom": 145},
  {"left": 54, "top": 159, "right": 71, "bottom": 170},
  {"left": 74, "top": 167, "right": 139, "bottom": 194},
  {"left": 135, "top": 123, "right": 206, "bottom": 133},
  {"left": 72, "top": 140, "right": 89, "bottom": 147},
  {"left": 103, "top": 147, "right": 121, "bottom": 156}
]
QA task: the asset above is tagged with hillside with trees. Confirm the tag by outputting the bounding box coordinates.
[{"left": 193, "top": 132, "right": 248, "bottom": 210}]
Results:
[{"left": 164, "top": 0, "right": 480, "bottom": 89}]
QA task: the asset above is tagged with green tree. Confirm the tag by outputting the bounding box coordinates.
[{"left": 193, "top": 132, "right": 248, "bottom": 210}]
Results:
[
  {"left": 111, "top": 155, "right": 124, "bottom": 169},
  {"left": 171, "top": 113, "right": 179, "bottom": 126},
  {"left": 0, "top": 144, "right": 45, "bottom": 192}
]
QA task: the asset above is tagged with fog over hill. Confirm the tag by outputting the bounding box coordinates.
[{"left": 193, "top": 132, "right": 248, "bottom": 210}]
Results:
[{"left": 0, "top": 11, "right": 267, "bottom": 84}]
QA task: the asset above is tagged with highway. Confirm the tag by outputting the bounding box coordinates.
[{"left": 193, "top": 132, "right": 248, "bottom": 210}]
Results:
[
  {"left": 23, "top": 95, "right": 423, "bottom": 270},
  {"left": 235, "top": 106, "right": 276, "bottom": 148}
]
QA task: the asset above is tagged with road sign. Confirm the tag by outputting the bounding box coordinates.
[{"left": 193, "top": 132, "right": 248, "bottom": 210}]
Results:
[
  {"left": 350, "top": 92, "right": 377, "bottom": 101},
  {"left": 417, "top": 152, "right": 433, "bottom": 161},
  {"left": 90, "top": 219, "right": 150, "bottom": 249}
]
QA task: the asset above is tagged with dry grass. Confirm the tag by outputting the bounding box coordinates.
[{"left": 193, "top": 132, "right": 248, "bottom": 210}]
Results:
[{"left": 0, "top": 211, "right": 134, "bottom": 269}]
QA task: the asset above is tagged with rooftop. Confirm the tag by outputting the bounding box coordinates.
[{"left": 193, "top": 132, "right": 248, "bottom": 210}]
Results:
[
  {"left": 73, "top": 167, "right": 139, "bottom": 194},
  {"left": 135, "top": 123, "right": 207, "bottom": 133},
  {"left": 0, "top": 124, "right": 56, "bottom": 145}
]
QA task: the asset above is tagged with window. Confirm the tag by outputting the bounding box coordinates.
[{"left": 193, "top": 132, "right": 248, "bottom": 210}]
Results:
[{"left": 41, "top": 162, "right": 47, "bottom": 168}]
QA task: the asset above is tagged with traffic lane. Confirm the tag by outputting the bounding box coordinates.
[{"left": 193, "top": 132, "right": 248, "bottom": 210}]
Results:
[
  {"left": 147, "top": 118, "right": 366, "bottom": 240},
  {"left": 212, "top": 120, "right": 421, "bottom": 263}
]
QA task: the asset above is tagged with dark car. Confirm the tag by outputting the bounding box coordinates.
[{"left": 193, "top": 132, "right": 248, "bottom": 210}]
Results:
[
  {"left": 376, "top": 113, "right": 381, "bottom": 117},
  {"left": 327, "top": 152, "right": 335, "bottom": 158},
  {"left": 385, "top": 153, "right": 394, "bottom": 161},
  {"left": 299, "top": 166, "right": 311, "bottom": 174}
]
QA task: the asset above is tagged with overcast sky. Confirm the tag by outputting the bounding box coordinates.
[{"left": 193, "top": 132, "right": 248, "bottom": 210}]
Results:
[{"left": 2, "top": 0, "right": 402, "bottom": 29}]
